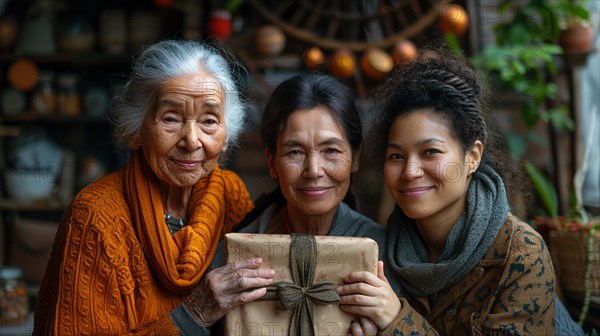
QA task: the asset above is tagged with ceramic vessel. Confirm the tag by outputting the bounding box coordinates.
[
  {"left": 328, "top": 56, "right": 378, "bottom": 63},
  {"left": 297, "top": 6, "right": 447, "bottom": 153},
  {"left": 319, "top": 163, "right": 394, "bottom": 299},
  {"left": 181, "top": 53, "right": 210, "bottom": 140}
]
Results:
[
  {"left": 206, "top": 10, "right": 233, "bottom": 41},
  {"left": 58, "top": 17, "right": 96, "bottom": 53},
  {"left": 559, "top": 23, "right": 594, "bottom": 55},
  {"left": 255, "top": 25, "right": 286, "bottom": 56},
  {"left": 0, "top": 15, "right": 18, "bottom": 51},
  {"left": 4, "top": 170, "right": 55, "bottom": 202}
]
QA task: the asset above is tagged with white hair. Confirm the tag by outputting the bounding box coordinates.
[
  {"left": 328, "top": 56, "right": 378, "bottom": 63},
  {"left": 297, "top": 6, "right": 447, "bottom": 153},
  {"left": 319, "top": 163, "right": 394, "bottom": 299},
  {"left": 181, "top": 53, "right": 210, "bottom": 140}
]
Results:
[{"left": 110, "top": 39, "right": 245, "bottom": 151}]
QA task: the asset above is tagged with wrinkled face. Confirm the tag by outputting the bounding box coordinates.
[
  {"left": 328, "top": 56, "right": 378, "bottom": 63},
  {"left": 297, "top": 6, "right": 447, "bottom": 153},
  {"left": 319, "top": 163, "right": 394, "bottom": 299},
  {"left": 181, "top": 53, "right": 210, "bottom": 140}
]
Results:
[
  {"left": 138, "top": 73, "right": 227, "bottom": 187},
  {"left": 267, "top": 107, "right": 357, "bottom": 218},
  {"left": 383, "top": 110, "right": 481, "bottom": 225}
]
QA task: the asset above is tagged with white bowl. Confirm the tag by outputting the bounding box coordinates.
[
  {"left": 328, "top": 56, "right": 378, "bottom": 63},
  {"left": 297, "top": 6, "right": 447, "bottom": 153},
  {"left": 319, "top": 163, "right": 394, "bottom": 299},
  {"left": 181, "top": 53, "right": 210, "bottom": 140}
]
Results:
[{"left": 3, "top": 170, "right": 55, "bottom": 202}]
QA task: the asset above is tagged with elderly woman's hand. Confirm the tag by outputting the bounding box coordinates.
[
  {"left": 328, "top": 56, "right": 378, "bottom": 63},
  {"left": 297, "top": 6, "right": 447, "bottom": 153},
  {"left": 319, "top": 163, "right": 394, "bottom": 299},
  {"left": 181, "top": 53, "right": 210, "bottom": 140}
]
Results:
[
  {"left": 183, "top": 258, "right": 275, "bottom": 327},
  {"left": 337, "top": 261, "right": 400, "bottom": 330}
]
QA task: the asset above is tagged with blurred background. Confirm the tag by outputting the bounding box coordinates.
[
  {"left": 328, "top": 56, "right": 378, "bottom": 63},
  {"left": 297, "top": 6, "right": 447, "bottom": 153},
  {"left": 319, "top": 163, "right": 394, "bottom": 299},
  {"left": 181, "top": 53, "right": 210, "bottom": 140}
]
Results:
[{"left": 0, "top": 0, "right": 598, "bottom": 333}]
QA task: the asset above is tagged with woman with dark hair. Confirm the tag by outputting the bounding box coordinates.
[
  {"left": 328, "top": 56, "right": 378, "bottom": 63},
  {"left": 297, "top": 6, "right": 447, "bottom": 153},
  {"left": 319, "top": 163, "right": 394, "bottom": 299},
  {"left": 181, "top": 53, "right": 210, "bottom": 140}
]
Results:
[
  {"left": 34, "top": 40, "right": 274, "bottom": 335},
  {"left": 337, "top": 46, "right": 582, "bottom": 335},
  {"left": 211, "top": 72, "right": 386, "bottom": 261},
  {"left": 202, "top": 74, "right": 386, "bottom": 335},
  {"left": 206, "top": 74, "right": 386, "bottom": 267}
]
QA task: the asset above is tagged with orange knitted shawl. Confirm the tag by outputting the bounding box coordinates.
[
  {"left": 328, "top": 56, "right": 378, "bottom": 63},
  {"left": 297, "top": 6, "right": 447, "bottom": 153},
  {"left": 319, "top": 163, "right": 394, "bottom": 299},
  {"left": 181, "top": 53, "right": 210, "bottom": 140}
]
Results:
[{"left": 125, "top": 150, "right": 228, "bottom": 294}]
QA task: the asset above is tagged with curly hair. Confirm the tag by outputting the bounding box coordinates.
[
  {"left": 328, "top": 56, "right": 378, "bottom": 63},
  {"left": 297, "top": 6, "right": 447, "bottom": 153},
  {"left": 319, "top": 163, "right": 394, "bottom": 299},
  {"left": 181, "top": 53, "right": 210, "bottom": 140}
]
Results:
[{"left": 369, "top": 45, "right": 525, "bottom": 199}]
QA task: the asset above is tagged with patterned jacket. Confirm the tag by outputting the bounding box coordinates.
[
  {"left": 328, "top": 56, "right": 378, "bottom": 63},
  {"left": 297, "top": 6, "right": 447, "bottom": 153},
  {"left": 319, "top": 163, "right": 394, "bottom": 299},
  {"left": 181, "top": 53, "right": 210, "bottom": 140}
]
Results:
[{"left": 382, "top": 214, "right": 556, "bottom": 335}]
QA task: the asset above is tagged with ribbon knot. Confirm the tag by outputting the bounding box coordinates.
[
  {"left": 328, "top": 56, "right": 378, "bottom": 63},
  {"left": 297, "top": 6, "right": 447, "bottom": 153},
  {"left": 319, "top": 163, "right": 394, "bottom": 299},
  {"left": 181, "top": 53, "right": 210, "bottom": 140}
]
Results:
[{"left": 261, "top": 233, "right": 340, "bottom": 335}]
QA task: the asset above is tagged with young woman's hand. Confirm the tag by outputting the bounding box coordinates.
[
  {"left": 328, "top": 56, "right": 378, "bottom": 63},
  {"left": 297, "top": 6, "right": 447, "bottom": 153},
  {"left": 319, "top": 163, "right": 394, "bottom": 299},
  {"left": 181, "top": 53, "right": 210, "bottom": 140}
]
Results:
[
  {"left": 337, "top": 261, "right": 401, "bottom": 330},
  {"left": 183, "top": 258, "right": 275, "bottom": 326}
]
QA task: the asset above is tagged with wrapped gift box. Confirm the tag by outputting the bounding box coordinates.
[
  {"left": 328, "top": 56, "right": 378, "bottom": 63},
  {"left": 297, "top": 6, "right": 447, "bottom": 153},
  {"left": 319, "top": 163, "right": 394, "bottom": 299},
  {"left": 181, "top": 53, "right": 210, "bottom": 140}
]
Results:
[{"left": 225, "top": 233, "right": 378, "bottom": 336}]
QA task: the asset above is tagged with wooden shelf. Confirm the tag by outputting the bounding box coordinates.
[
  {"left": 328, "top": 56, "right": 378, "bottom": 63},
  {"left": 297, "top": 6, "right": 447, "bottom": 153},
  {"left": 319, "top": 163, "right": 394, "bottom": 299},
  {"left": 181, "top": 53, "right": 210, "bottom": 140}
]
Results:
[
  {"left": 0, "top": 198, "right": 66, "bottom": 211},
  {"left": 0, "top": 52, "right": 131, "bottom": 67},
  {"left": 1, "top": 113, "right": 108, "bottom": 124}
]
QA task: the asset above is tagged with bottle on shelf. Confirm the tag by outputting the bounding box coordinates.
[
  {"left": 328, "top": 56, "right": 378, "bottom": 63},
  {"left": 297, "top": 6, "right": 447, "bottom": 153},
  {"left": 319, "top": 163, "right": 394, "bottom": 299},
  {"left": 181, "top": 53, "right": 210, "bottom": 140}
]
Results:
[
  {"left": 32, "top": 70, "right": 57, "bottom": 116},
  {"left": 57, "top": 73, "right": 80, "bottom": 116},
  {"left": 0, "top": 266, "right": 30, "bottom": 325}
]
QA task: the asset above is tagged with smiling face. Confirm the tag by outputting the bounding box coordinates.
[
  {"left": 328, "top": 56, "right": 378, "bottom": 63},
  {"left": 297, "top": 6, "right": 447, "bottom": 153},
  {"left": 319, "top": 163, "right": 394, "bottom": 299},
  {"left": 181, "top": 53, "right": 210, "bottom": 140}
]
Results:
[
  {"left": 267, "top": 106, "right": 357, "bottom": 220},
  {"left": 138, "top": 73, "right": 227, "bottom": 187},
  {"left": 383, "top": 109, "right": 481, "bottom": 227}
]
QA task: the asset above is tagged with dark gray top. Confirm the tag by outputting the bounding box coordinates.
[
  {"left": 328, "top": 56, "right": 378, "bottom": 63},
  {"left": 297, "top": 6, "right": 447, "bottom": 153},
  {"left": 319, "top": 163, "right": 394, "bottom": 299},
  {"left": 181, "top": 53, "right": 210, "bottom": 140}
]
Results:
[
  {"left": 210, "top": 202, "right": 387, "bottom": 270},
  {"left": 171, "top": 201, "right": 388, "bottom": 335}
]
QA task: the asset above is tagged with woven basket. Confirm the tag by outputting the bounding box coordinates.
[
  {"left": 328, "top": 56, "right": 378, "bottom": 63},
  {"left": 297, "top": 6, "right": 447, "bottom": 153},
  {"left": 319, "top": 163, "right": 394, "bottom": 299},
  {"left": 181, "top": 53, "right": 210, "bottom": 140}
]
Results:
[{"left": 549, "top": 230, "right": 600, "bottom": 295}]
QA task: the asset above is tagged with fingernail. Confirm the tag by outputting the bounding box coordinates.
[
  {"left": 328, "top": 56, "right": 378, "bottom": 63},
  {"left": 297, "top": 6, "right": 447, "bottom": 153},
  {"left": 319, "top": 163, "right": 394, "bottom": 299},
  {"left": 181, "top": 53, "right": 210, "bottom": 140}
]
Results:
[{"left": 254, "top": 257, "right": 262, "bottom": 263}]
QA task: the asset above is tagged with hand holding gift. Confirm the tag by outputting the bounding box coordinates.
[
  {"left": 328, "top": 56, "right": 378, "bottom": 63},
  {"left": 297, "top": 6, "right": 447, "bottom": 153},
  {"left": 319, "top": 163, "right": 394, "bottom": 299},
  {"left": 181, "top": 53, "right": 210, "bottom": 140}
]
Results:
[
  {"left": 183, "top": 258, "right": 275, "bottom": 327},
  {"left": 337, "top": 260, "right": 401, "bottom": 330},
  {"left": 225, "top": 233, "right": 379, "bottom": 336}
]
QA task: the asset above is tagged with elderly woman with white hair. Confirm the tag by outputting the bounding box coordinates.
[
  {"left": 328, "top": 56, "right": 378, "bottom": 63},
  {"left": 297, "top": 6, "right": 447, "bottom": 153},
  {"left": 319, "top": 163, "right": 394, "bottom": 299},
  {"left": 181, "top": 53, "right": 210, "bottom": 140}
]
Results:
[{"left": 34, "top": 40, "right": 274, "bottom": 335}]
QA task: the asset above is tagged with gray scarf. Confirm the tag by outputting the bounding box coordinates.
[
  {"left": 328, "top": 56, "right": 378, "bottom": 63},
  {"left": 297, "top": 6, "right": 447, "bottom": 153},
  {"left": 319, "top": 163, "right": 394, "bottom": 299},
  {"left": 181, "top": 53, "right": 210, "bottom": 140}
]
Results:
[{"left": 386, "top": 164, "right": 509, "bottom": 297}]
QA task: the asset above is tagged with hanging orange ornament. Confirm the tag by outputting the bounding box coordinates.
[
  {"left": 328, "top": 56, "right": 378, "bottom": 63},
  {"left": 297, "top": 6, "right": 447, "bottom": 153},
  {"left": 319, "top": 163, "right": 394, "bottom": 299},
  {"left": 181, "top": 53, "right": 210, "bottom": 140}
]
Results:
[
  {"left": 392, "top": 39, "right": 418, "bottom": 66},
  {"left": 438, "top": 4, "right": 469, "bottom": 37},
  {"left": 303, "top": 47, "right": 325, "bottom": 70},
  {"left": 255, "top": 25, "right": 286, "bottom": 56},
  {"left": 360, "top": 48, "right": 393, "bottom": 80},
  {"left": 328, "top": 49, "right": 356, "bottom": 79}
]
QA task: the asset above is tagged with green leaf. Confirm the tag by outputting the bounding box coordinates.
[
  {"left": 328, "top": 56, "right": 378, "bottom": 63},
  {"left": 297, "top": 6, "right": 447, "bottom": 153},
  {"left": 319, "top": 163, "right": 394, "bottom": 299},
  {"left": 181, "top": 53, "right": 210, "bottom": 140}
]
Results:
[
  {"left": 511, "top": 61, "right": 527, "bottom": 75},
  {"left": 573, "top": 7, "right": 590, "bottom": 21},
  {"left": 500, "top": 68, "right": 516, "bottom": 82},
  {"left": 225, "top": 0, "right": 244, "bottom": 12},
  {"left": 543, "top": 83, "right": 557, "bottom": 99},
  {"left": 444, "top": 32, "right": 461, "bottom": 55},
  {"left": 498, "top": 0, "right": 512, "bottom": 13},
  {"left": 522, "top": 100, "right": 540, "bottom": 128},
  {"left": 523, "top": 161, "right": 559, "bottom": 220},
  {"left": 547, "top": 61, "right": 558, "bottom": 76},
  {"left": 512, "top": 78, "right": 530, "bottom": 94},
  {"left": 547, "top": 106, "right": 575, "bottom": 131}
]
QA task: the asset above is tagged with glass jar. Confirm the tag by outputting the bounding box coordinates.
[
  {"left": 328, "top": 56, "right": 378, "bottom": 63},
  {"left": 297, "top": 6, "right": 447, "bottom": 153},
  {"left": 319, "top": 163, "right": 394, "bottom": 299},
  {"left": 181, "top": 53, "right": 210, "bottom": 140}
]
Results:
[
  {"left": 32, "top": 70, "right": 57, "bottom": 115},
  {"left": 0, "top": 267, "right": 29, "bottom": 325},
  {"left": 57, "top": 73, "right": 80, "bottom": 116}
]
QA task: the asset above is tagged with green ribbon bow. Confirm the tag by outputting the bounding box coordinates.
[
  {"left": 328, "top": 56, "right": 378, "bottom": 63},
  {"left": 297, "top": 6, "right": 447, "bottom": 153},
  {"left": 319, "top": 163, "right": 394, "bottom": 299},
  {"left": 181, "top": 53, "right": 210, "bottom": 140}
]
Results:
[{"left": 261, "top": 233, "right": 341, "bottom": 336}]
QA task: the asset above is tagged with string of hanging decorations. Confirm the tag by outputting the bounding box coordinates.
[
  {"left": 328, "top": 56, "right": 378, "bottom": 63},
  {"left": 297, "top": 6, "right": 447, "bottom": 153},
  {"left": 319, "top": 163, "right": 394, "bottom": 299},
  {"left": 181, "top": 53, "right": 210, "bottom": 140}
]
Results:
[{"left": 246, "top": 0, "right": 457, "bottom": 52}]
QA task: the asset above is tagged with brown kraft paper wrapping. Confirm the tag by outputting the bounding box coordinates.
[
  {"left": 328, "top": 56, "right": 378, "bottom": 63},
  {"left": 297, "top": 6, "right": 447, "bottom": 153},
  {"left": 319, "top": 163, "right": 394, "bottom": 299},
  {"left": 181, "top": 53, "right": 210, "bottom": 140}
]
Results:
[{"left": 224, "top": 233, "right": 379, "bottom": 336}]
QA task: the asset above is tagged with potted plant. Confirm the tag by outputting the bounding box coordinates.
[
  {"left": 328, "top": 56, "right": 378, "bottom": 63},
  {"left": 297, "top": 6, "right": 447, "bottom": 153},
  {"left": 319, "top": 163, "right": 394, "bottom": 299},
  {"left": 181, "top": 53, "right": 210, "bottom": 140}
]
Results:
[
  {"left": 206, "top": 0, "right": 245, "bottom": 41},
  {"left": 472, "top": 0, "right": 574, "bottom": 158},
  {"left": 554, "top": 0, "right": 594, "bottom": 56},
  {"left": 525, "top": 106, "right": 600, "bottom": 327},
  {"left": 525, "top": 160, "right": 600, "bottom": 327},
  {"left": 471, "top": 0, "right": 593, "bottom": 215}
]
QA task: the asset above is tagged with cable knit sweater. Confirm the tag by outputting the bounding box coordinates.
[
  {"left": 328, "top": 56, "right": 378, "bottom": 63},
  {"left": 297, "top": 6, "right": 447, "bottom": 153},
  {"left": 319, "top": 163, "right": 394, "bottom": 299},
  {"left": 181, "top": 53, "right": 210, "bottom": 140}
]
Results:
[{"left": 33, "top": 152, "right": 253, "bottom": 335}]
